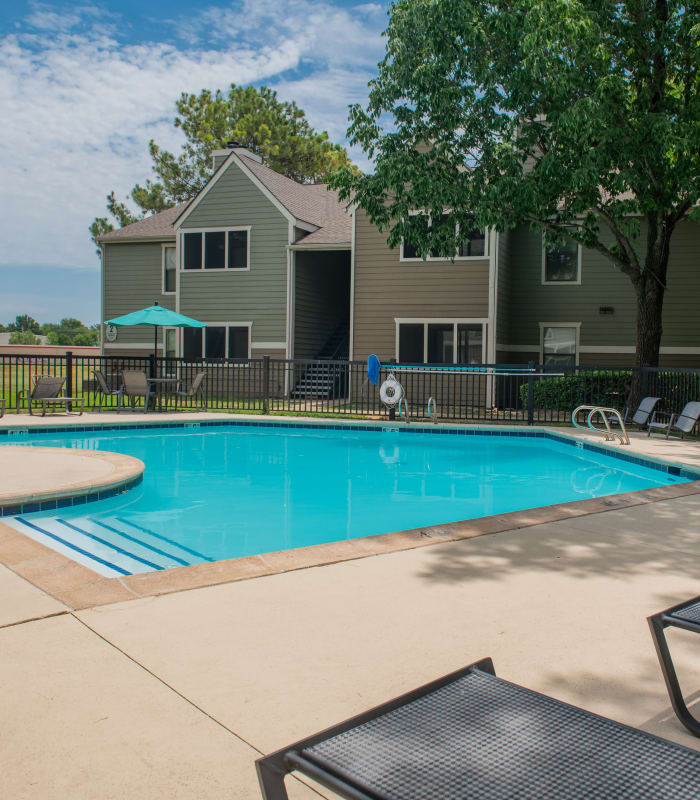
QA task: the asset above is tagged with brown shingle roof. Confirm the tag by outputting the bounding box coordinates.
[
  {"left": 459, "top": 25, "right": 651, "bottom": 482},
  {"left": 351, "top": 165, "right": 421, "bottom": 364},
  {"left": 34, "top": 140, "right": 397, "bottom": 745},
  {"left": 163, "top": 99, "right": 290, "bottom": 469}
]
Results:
[
  {"left": 237, "top": 155, "right": 350, "bottom": 241},
  {"left": 97, "top": 203, "right": 186, "bottom": 241},
  {"left": 98, "top": 152, "right": 351, "bottom": 245}
]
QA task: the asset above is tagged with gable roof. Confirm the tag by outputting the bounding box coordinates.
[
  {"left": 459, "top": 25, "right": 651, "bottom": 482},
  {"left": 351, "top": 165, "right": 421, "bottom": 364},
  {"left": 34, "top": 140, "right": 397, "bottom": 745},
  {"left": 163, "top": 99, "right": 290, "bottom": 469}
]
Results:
[
  {"left": 97, "top": 203, "right": 187, "bottom": 242},
  {"left": 238, "top": 156, "right": 350, "bottom": 240},
  {"left": 99, "top": 151, "right": 351, "bottom": 246}
]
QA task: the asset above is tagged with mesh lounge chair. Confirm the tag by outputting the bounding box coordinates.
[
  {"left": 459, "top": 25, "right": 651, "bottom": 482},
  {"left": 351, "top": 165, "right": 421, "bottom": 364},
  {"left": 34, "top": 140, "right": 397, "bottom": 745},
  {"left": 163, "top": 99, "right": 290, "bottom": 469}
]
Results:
[
  {"left": 121, "top": 370, "right": 152, "bottom": 412},
  {"left": 648, "top": 595, "right": 700, "bottom": 738},
  {"left": 256, "top": 658, "right": 700, "bottom": 800},
  {"left": 647, "top": 401, "right": 700, "bottom": 439},
  {"left": 16, "top": 375, "right": 65, "bottom": 415},
  {"left": 93, "top": 369, "right": 124, "bottom": 411},
  {"left": 175, "top": 371, "right": 206, "bottom": 411},
  {"left": 624, "top": 396, "right": 661, "bottom": 429}
]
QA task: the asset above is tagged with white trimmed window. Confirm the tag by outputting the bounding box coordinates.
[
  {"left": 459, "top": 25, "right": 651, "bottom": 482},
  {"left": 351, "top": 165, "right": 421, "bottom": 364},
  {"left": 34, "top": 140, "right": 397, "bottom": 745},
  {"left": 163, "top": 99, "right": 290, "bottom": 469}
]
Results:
[
  {"left": 400, "top": 212, "right": 487, "bottom": 261},
  {"left": 542, "top": 234, "right": 581, "bottom": 284},
  {"left": 396, "top": 319, "right": 486, "bottom": 364},
  {"left": 182, "top": 227, "right": 251, "bottom": 271},
  {"left": 162, "top": 246, "right": 176, "bottom": 293},
  {"left": 164, "top": 327, "right": 177, "bottom": 359},
  {"left": 182, "top": 324, "right": 251, "bottom": 361},
  {"left": 540, "top": 323, "right": 580, "bottom": 368}
]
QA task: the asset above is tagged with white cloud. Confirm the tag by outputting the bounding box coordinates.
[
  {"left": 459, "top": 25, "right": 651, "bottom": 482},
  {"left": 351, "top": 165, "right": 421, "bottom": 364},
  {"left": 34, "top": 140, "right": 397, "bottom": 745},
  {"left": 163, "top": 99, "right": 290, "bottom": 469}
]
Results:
[{"left": 0, "top": 1, "right": 385, "bottom": 273}]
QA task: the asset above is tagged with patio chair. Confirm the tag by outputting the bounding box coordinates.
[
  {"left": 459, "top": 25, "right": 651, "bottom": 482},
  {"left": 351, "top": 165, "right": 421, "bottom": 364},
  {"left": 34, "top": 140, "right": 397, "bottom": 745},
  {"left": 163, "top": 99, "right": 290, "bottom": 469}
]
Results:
[
  {"left": 174, "top": 371, "right": 207, "bottom": 411},
  {"left": 648, "top": 595, "right": 700, "bottom": 737},
  {"left": 121, "top": 370, "right": 152, "bottom": 412},
  {"left": 16, "top": 375, "right": 84, "bottom": 416},
  {"left": 93, "top": 369, "right": 124, "bottom": 411},
  {"left": 256, "top": 658, "right": 700, "bottom": 800},
  {"left": 647, "top": 401, "right": 700, "bottom": 439},
  {"left": 624, "top": 396, "right": 661, "bottom": 429}
]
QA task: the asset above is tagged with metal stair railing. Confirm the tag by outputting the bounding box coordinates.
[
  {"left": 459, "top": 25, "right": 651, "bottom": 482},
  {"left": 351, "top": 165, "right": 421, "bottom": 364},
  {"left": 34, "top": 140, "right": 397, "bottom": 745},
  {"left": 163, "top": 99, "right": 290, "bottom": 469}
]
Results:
[{"left": 572, "top": 405, "right": 630, "bottom": 445}]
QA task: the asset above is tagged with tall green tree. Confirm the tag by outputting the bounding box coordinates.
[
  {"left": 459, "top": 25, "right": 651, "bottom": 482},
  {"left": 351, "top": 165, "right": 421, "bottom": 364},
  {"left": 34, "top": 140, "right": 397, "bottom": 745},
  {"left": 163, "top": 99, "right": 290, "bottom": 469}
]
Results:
[
  {"left": 90, "top": 85, "right": 356, "bottom": 250},
  {"left": 332, "top": 0, "right": 700, "bottom": 375},
  {"left": 7, "top": 314, "right": 41, "bottom": 333}
]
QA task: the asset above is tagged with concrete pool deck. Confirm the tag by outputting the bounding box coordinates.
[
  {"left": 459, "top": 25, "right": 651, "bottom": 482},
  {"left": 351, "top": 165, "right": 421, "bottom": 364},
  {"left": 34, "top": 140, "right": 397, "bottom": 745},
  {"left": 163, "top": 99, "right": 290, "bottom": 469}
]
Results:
[
  {"left": 1, "top": 493, "right": 698, "bottom": 799},
  {"left": 2, "top": 411, "right": 700, "bottom": 609}
]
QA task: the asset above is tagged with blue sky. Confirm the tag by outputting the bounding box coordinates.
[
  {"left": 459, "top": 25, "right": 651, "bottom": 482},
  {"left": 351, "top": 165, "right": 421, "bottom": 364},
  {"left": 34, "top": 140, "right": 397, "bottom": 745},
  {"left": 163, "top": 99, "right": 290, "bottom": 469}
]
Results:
[{"left": 0, "top": 0, "right": 389, "bottom": 325}]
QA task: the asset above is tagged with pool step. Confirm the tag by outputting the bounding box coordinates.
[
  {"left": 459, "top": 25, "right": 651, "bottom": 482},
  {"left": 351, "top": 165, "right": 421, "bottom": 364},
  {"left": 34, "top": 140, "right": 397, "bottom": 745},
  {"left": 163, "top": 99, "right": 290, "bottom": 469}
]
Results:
[{"left": 7, "top": 515, "right": 209, "bottom": 578}]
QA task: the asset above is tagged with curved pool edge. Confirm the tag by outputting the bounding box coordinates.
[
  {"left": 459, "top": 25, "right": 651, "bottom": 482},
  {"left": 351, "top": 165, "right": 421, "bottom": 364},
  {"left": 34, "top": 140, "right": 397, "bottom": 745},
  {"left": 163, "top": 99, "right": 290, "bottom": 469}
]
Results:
[
  {"left": 0, "top": 446, "right": 145, "bottom": 517},
  {"left": 2, "top": 473, "right": 700, "bottom": 613}
]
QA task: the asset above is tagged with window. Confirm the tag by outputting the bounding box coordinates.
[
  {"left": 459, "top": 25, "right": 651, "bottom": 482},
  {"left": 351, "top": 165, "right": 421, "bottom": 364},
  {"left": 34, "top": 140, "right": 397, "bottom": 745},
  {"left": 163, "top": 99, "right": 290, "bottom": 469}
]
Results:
[
  {"left": 541, "top": 324, "right": 579, "bottom": 368},
  {"left": 183, "top": 328, "right": 203, "bottom": 361},
  {"left": 398, "top": 324, "right": 424, "bottom": 362},
  {"left": 184, "top": 233, "right": 202, "bottom": 269},
  {"left": 401, "top": 212, "right": 488, "bottom": 261},
  {"left": 228, "top": 326, "right": 248, "bottom": 359},
  {"left": 182, "top": 325, "right": 250, "bottom": 360},
  {"left": 543, "top": 236, "right": 580, "bottom": 283},
  {"left": 397, "top": 320, "right": 485, "bottom": 364},
  {"left": 401, "top": 214, "right": 430, "bottom": 260},
  {"left": 164, "top": 328, "right": 177, "bottom": 359},
  {"left": 205, "top": 326, "right": 226, "bottom": 359},
  {"left": 163, "top": 246, "right": 176, "bottom": 293},
  {"left": 228, "top": 231, "right": 248, "bottom": 269},
  {"left": 457, "top": 226, "right": 486, "bottom": 258},
  {"left": 204, "top": 232, "right": 226, "bottom": 269},
  {"left": 427, "top": 324, "right": 454, "bottom": 363},
  {"left": 457, "top": 324, "right": 483, "bottom": 364},
  {"left": 182, "top": 229, "right": 249, "bottom": 271}
]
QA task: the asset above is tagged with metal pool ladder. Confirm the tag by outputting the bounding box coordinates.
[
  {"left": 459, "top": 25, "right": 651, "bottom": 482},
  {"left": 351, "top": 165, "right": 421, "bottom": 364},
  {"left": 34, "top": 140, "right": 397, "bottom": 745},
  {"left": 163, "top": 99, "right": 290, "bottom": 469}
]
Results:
[
  {"left": 427, "top": 396, "right": 438, "bottom": 424},
  {"left": 572, "top": 405, "right": 630, "bottom": 445}
]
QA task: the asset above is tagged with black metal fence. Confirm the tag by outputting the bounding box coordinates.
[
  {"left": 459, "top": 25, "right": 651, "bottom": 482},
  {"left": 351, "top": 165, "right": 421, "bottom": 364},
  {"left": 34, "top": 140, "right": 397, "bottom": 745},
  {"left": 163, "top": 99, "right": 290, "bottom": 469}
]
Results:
[{"left": 2, "top": 352, "right": 699, "bottom": 427}]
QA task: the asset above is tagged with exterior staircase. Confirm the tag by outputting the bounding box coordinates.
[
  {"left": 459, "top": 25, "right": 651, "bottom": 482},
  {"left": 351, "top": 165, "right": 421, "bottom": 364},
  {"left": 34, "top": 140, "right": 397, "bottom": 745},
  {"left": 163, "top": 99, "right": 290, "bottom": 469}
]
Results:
[{"left": 291, "top": 317, "right": 349, "bottom": 399}]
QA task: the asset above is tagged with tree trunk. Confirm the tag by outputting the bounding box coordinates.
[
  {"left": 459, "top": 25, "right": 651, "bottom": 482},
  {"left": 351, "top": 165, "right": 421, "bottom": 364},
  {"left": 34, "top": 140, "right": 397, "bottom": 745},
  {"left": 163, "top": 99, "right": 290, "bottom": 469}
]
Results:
[{"left": 629, "top": 222, "right": 670, "bottom": 409}]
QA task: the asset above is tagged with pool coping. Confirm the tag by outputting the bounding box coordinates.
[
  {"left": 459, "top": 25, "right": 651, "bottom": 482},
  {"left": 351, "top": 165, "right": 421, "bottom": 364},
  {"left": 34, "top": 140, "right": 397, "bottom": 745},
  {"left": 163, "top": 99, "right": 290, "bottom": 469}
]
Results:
[
  {"left": 1, "top": 417, "right": 700, "bottom": 610},
  {"left": 0, "top": 447, "right": 145, "bottom": 515}
]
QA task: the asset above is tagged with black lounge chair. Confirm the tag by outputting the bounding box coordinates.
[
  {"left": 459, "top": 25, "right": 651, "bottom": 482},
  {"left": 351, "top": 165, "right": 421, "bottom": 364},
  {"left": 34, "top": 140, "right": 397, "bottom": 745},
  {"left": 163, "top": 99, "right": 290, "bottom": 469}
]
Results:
[
  {"left": 648, "top": 595, "right": 700, "bottom": 738},
  {"left": 93, "top": 369, "right": 124, "bottom": 411},
  {"left": 625, "top": 396, "right": 661, "bottom": 429},
  {"left": 174, "top": 370, "right": 207, "bottom": 410},
  {"left": 16, "top": 375, "right": 84, "bottom": 416},
  {"left": 648, "top": 401, "right": 700, "bottom": 439},
  {"left": 256, "top": 658, "right": 700, "bottom": 800}
]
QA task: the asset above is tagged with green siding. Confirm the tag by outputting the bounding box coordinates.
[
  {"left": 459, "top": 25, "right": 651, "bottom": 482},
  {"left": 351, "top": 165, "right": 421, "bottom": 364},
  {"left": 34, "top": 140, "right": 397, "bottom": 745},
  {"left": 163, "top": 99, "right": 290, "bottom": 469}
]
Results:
[
  {"left": 502, "top": 219, "right": 700, "bottom": 353},
  {"left": 178, "top": 160, "right": 290, "bottom": 342},
  {"left": 102, "top": 241, "right": 175, "bottom": 347}
]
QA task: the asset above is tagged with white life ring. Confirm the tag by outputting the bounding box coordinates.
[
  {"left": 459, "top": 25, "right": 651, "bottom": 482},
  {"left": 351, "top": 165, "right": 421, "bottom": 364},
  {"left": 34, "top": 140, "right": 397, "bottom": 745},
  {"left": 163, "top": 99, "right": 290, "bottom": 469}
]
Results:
[{"left": 379, "top": 374, "right": 404, "bottom": 407}]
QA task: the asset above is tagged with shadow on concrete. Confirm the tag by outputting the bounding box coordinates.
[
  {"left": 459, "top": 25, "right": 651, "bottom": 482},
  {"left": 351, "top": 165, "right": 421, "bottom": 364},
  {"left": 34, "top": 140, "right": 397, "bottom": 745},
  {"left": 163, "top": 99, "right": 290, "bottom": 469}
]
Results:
[{"left": 417, "top": 498, "right": 700, "bottom": 586}]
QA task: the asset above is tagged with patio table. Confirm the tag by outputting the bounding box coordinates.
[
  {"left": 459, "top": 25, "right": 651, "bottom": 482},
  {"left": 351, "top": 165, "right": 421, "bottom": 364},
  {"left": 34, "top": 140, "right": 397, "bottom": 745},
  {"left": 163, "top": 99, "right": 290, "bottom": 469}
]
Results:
[
  {"left": 147, "top": 377, "right": 180, "bottom": 411},
  {"left": 648, "top": 595, "right": 700, "bottom": 737}
]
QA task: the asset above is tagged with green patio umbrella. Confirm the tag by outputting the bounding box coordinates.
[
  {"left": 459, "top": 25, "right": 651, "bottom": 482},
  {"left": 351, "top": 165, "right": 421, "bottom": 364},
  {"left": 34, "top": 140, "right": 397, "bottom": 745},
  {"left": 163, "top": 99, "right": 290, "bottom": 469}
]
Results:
[{"left": 107, "top": 300, "right": 206, "bottom": 360}]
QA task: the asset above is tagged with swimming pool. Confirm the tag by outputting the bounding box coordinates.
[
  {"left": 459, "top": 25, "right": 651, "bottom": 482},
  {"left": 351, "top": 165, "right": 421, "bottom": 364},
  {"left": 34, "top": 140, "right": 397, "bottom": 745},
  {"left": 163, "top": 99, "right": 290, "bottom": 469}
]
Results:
[{"left": 4, "top": 422, "right": 694, "bottom": 577}]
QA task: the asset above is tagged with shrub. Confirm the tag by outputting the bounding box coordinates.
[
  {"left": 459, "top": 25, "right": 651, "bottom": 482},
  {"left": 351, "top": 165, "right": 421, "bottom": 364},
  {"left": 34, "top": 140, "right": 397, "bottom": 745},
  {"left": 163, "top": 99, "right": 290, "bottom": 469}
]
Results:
[{"left": 519, "top": 370, "right": 633, "bottom": 411}]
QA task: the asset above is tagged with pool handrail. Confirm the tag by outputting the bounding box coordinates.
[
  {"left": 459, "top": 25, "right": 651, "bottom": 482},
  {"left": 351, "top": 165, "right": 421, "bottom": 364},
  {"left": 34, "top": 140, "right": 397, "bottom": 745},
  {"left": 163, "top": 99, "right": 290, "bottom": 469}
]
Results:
[{"left": 572, "top": 405, "right": 630, "bottom": 445}]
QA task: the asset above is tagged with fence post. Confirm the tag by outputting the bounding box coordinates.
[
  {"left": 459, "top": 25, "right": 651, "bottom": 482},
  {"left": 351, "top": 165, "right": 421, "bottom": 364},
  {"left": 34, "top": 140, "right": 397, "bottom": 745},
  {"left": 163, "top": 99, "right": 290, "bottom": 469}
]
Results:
[
  {"left": 527, "top": 360, "right": 535, "bottom": 426},
  {"left": 641, "top": 363, "right": 649, "bottom": 399},
  {"left": 65, "top": 350, "right": 73, "bottom": 412},
  {"left": 262, "top": 355, "right": 270, "bottom": 414}
]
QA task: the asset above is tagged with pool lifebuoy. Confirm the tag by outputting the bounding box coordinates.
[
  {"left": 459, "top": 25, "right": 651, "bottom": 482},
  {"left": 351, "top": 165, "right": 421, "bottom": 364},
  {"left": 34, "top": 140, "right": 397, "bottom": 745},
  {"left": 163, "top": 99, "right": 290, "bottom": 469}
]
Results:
[{"left": 379, "top": 374, "right": 404, "bottom": 406}]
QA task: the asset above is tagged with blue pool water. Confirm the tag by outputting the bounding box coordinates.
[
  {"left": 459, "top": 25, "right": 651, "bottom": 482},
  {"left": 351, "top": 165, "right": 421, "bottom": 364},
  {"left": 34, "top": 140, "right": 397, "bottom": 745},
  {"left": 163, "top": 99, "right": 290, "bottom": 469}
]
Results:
[{"left": 5, "top": 424, "right": 690, "bottom": 576}]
